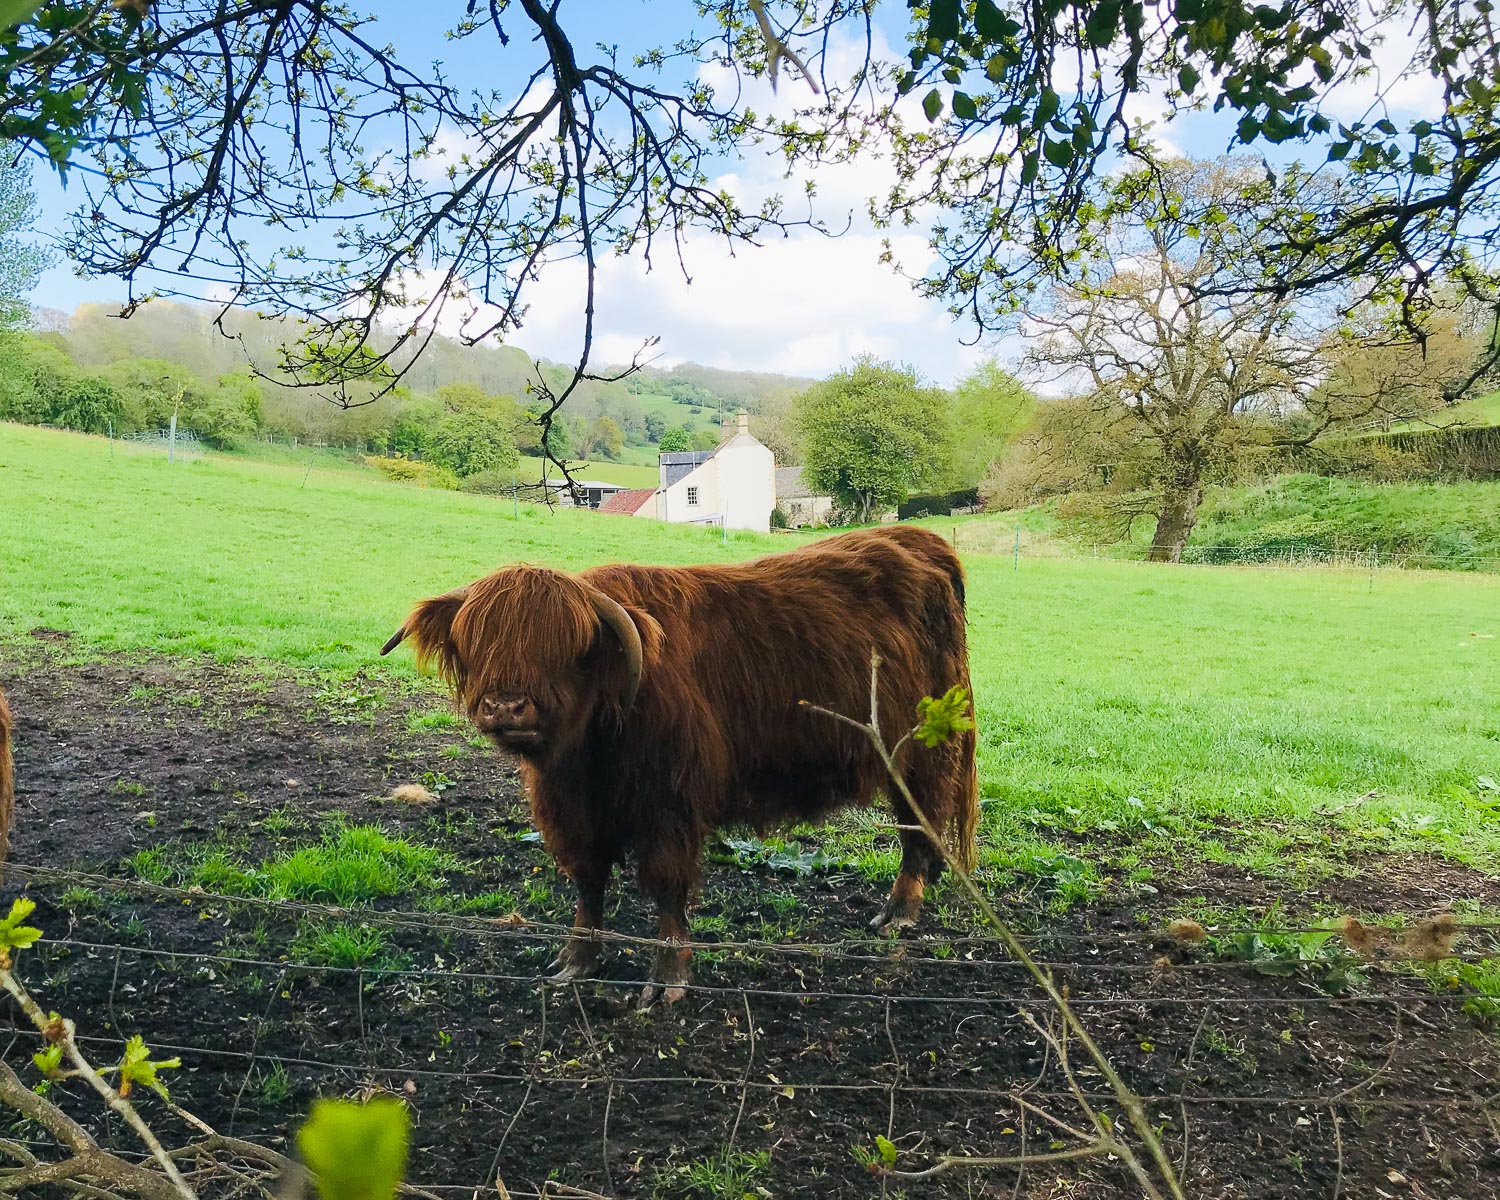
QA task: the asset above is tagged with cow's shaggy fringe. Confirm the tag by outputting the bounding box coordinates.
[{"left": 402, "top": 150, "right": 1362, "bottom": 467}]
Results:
[{"left": 388, "top": 525, "right": 980, "bottom": 996}]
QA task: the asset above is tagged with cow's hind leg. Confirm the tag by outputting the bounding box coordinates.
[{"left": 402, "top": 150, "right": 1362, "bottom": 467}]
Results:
[
  {"left": 637, "top": 847, "right": 696, "bottom": 1008},
  {"left": 545, "top": 859, "right": 611, "bottom": 983},
  {"left": 869, "top": 778, "right": 947, "bottom": 934}
]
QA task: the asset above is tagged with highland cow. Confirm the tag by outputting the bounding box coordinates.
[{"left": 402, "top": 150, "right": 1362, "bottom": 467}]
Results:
[{"left": 381, "top": 525, "right": 979, "bottom": 1004}]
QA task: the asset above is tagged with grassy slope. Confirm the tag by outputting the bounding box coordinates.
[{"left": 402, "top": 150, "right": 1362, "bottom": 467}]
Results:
[
  {"left": 4, "top": 424, "right": 1498, "bottom": 885},
  {"left": 955, "top": 475, "right": 1500, "bottom": 568},
  {"left": 1189, "top": 475, "right": 1500, "bottom": 565},
  {"left": 1385, "top": 388, "right": 1500, "bottom": 433}
]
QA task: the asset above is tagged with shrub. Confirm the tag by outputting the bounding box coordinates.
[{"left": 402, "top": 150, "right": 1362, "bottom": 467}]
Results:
[
  {"left": 362, "top": 455, "right": 459, "bottom": 489},
  {"left": 769, "top": 506, "right": 789, "bottom": 530},
  {"left": 459, "top": 469, "right": 518, "bottom": 495}
]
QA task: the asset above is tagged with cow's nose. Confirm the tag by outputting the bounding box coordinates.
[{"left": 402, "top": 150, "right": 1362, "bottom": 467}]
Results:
[{"left": 480, "top": 696, "right": 535, "bottom": 727}]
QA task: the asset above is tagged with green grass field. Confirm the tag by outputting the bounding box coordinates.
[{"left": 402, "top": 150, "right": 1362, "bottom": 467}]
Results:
[{"left": 4, "top": 423, "right": 1498, "bottom": 890}]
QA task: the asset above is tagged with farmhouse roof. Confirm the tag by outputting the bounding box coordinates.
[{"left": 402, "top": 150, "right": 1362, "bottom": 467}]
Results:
[
  {"left": 660, "top": 449, "right": 715, "bottom": 488},
  {"left": 597, "top": 487, "right": 656, "bottom": 515},
  {"left": 775, "top": 465, "right": 822, "bottom": 499}
]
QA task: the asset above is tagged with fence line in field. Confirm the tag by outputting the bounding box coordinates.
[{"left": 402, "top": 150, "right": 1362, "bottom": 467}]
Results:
[
  {"left": 26, "top": 934, "right": 1500, "bottom": 1007},
  {"left": 8, "top": 864, "right": 1499, "bottom": 1199},
  {"left": 9, "top": 862, "right": 1497, "bottom": 962}
]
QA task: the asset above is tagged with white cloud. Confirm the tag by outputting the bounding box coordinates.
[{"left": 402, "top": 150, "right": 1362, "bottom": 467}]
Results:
[{"left": 372, "top": 25, "right": 1008, "bottom": 386}]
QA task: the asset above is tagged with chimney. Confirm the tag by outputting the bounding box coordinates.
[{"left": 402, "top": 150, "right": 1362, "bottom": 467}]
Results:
[{"left": 737, "top": 409, "right": 749, "bottom": 435}]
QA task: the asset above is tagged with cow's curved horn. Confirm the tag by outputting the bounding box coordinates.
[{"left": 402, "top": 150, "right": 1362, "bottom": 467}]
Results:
[
  {"left": 588, "top": 589, "right": 643, "bottom": 710},
  {"left": 379, "top": 585, "right": 470, "bottom": 656}
]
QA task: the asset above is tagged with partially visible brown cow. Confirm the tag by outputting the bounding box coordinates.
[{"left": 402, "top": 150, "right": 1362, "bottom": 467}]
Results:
[
  {"left": 0, "top": 685, "right": 13, "bottom": 864},
  {"left": 382, "top": 525, "right": 979, "bottom": 1003}
]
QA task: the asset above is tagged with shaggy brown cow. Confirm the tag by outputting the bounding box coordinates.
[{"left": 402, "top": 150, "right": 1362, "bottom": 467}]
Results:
[
  {"left": 0, "top": 685, "right": 13, "bottom": 863},
  {"left": 381, "top": 524, "right": 978, "bottom": 1004}
]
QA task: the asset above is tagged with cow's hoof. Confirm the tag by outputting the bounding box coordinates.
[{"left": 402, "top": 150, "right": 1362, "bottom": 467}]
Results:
[
  {"left": 868, "top": 902, "right": 920, "bottom": 935},
  {"left": 542, "top": 940, "right": 603, "bottom": 983},
  {"left": 545, "top": 960, "right": 597, "bottom": 984},
  {"left": 638, "top": 982, "right": 688, "bottom": 1009}
]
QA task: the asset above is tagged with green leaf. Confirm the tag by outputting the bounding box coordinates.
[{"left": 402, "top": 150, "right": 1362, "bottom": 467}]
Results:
[
  {"left": 875, "top": 1134, "right": 899, "bottom": 1167},
  {"left": 1084, "top": 0, "right": 1121, "bottom": 48},
  {"left": 31, "top": 1045, "right": 63, "bottom": 1077},
  {"left": 1042, "top": 137, "right": 1074, "bottom": 167},
  {"left": 1178, "top": 65, "right": 1200, "bottom": 93},
  {"left": 1035, "top": 87, "right": 1060, "bottom": 126},
  {"left": 0, "top": 0, "right": 42, "bottom": 31},
  {"left": 1236, "top": 113, "right": 1260, "bottom": 143},
  {"left": 915, "top": 687, "right": 976, "bottom": 749},
  {"left": 298, "top": 1098, "right": 411, "bottom": 1200},
  {"left": 926, "top": 0, "right": 961, "bottom": 45},
  {"left": 116, "top": 1035, "right": 181, "bottom": 1100},
  {"left": 951, "top": 91, "right": 977, "bottom": 120},
  {"left": 922, "top": 88, "right": 943, "bottom": 122},
  {"left": 1327, "top": 140, "right": 1352, "bottom": 161},
  {"left": 1019, "top": 147, "right": 1040, "bottom": 185},
  {"left": 0, "top": 898, "right": 43, "bottom": 954},
  {"left": 974, "top": 0, "right": 1010, "bottom": 41}
]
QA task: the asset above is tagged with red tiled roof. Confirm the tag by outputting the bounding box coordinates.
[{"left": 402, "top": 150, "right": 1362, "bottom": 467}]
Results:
[{"left": 597, "top": 487, "right": 656, "bottom": 515}]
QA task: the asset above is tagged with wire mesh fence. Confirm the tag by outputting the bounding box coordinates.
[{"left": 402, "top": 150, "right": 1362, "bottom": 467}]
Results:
[{"left": 4, "top": 859, "right": 1498, "bottom": 1199}]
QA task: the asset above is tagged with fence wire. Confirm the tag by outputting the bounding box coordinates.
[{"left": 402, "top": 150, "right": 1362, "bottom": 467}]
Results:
[{"left": 4, "top": 857, "right": 1499, "bottom": 1199}]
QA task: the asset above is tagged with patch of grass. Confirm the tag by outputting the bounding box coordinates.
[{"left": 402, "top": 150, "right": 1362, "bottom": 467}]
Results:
[
  {"left": 254, "top": 1061, "right": 292, "bottom": 1105},
  {"left": 290, "top": 921, "right": 401, "bottom": 969},
  {"left": 58, "top": 886, "right": 103, "bottom": 913},
  {"left": 126, "top": 847, "right": 172, "bottom": 884},
  {"left": 264, "top": 824, "right": 458, "bottom": 905},
  {"left": 1426, "top": 958, "right": 1500, "bottom": 1022},
  {"left": 261, "top": 804, "right": 299, "bottom": 834},
  {"left": 129, "top": 824, "right": 457, "bottom": 906},
  {"left": 1202, "top": 1025, "right": 1258, "bottom": 1073},
  {"left": 652, "top": 1149, "right": 772, "bottom": 1200},
  {"left": 421, "top": 889, "right": 520, "bottom": 915},
  {"left": 407, "top": 710, "right": 461, "bottom": 731}
]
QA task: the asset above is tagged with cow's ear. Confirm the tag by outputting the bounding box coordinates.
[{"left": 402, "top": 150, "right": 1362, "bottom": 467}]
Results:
[{"left": 385, "top": 587, "right": 469, "bottom": 687}]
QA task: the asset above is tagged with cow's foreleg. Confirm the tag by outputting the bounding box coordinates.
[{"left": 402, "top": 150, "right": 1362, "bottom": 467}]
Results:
[
  {"left": 545, "top": 863, "right": 610, "bottom": 983},
  {"left": 637, "top": 851, "right": 695, "bottom": 1008}
]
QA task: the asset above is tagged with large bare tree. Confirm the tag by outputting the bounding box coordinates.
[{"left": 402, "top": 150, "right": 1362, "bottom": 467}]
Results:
[{"left": 1024, "top": 159, "right": 1345, "bottom": 562}]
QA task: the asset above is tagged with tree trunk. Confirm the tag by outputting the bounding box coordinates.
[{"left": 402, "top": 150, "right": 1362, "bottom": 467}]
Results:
[{"left": 1147, "top": 475, "right": 1203, "bottom": 563}]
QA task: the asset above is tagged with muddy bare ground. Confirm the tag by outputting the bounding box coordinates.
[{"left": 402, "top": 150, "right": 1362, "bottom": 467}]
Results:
[{"left": 2, "top": 639, "right": 1498, "bottom": 1199}]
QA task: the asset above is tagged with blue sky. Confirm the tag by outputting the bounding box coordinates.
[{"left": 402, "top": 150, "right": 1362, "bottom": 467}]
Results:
[{"left": 22, "top": 1, "right": 1432, "bottom": 387}]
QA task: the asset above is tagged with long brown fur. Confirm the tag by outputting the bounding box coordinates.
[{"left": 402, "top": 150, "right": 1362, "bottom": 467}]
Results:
[
  {"left": 0, "top": 686, "right": 13, "bottom": 864},
  {"left": 392, "top": 525, "right": 979, "bottom": 989}
]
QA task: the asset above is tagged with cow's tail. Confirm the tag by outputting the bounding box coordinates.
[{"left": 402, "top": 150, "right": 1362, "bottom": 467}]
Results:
[
  {"left": 947, "top": 696, "right": 980, "bottom": 875},
  {"left": 0, "top": 687, "right": 13, "bottom": 866},
  {"left": 946, "top": 561, "right": 978, "bottom": 875}
]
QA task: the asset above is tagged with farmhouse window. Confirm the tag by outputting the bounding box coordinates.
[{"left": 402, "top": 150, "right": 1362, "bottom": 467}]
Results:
[{"left": 686, "top": 486, "right": 699, "bottom": 506}]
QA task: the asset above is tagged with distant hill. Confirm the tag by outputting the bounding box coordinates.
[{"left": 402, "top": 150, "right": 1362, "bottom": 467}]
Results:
[{"left": 47, "top": 300, "right": 812, "bottom": 464}]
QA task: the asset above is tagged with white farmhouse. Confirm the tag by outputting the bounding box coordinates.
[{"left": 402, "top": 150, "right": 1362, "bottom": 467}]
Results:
[{"left": 656, "top": 410, "right": 776, "bottom": 533}]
